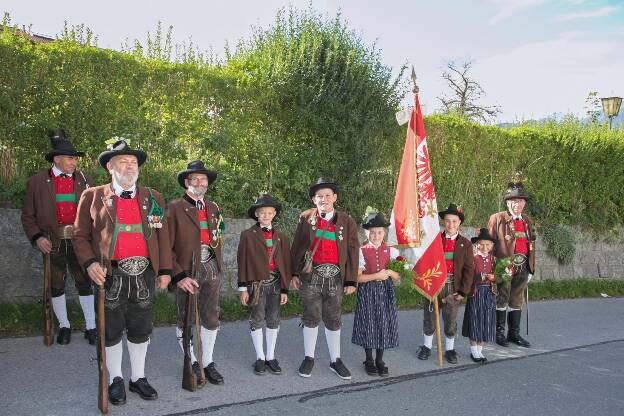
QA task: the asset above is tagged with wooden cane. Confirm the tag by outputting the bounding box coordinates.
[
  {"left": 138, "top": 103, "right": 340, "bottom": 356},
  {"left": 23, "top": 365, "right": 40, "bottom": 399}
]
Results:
[
  {"left": 433, "top": 297, "right": 443, "bottom": 368},
  {"left": 97, "top": 257, "right": 108, "bottom": 414},
  {"left": 42, "top": 248, "right": 54, "bottom": 346}
]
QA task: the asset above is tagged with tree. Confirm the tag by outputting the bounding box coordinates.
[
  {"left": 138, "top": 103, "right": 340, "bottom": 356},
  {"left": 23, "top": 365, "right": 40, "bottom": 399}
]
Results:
[
  {"left": 437, "top": 60, "right": 501, "bottom": 123},
  {"left": 583, "top": 91, "right": 601, "bottom": 123}
]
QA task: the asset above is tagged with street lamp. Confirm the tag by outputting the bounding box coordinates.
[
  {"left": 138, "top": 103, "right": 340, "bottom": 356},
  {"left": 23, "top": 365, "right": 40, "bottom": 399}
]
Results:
[{"left": 600, "top": 96, "right": 622, "bottom": 129}]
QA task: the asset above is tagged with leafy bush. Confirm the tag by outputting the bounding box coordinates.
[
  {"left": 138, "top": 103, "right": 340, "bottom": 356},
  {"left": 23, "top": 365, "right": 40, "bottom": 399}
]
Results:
[{"left": 542, "top": 224, "right": 576, "bottom": 265}]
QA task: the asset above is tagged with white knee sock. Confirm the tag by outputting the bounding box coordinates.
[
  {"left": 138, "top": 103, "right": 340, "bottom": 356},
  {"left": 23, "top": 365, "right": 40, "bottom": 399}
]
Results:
[
  {"left": 265, "top": 327, "right": 279, "bottom": 361},
  {"left": 324, "top": 328, "right": 341, "bottom": 362},
  {"left": 127, "top": 339, "right": 149, "bottom": 382},
  {"left": 496, "top": 307, "right": 507, "bottom": 312},
  {"left": 106, "top": 341, "right": 123, "bottom": 384},
  {"left": 51, "top": 294, "right": 70, "bottom": 328},
  {"left": 303, "top": 326, "right": 318, "bottom": 358},
  {"left": 445, "top": 336, "right": 455, "bottom": 351},
  {"left": 477, "top": 345, "right": 484, "bottom": 358},
  {"left": 201, "top": 326, "right": 218, "bottom": 365},
  {"left": 423, "top": 334, "right": 433, "bottom": 349},
  {"left": 79, "top": 295, "right": 96, "bottom": 330},
  {"left": 470, "top": 345, "right": 479, "bottom": 357},
  {"left": 251, "top": 328, "right": 265, "bottom": 360},
  {"left": 176, "top": 327, "right": 197, "bottom": 363}
]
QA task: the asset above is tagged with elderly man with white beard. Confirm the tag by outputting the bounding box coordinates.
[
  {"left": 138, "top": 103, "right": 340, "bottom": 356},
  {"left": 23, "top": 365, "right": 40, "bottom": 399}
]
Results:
[
  {"left": 73, "top": 139, "right": 172, "bottom": 406},
  {"left": 165, "top": 160, "right": 225, "bottom": 387}
]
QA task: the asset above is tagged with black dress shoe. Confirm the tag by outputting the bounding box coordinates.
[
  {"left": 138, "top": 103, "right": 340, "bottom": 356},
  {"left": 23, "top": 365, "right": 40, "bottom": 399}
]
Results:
[
  {"left": 128, "top": 377, "right": 158, "bottom": 400},
  {"left": 364, "top": 360, "right": 378, "bottom": 376},
  {"left": 84, "top": 329, "right": 97, "bottom": 345},
  {"left": 298, "top": 356, "right": 314, "bottom": 378},
  {"left": 376, "top": 361, "right": 389, "bottom": 377},
  {"left": 508, "top": 335, "right": 531, "bottom": 348},
  {"left": 470, "top": 353, "right": 482, "bottom": 363},
  {"left": 480, "top": 356, "right": 488, "bottom": 364},
  {"left": 445, "top": 349, "right": 458, "bottom": 364},
  {"left": 192, "top": 362, "right": 205, "bottom": 387},
  {"left": 204, "top": 362, "right": 224, "bottom": 385},
  {"left": 108, "top": 377, "right": 126, "bottom": 405},
  {"left": 57, "top": 327, "right": 71, "bottom": 345},
  {"left": 265, "top": 359, "right": 282, "bottom": 375},
  {"left": 417, "top": 346, "right": 431, "bottom": 360},
  {"left": 253, "top": 359, "right": 266, "bottom": 375}
]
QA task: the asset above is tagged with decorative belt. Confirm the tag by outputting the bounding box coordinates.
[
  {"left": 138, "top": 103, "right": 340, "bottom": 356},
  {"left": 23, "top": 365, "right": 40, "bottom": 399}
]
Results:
[
  {"left": 262, "top": 272, "right": 280, "bottom": 286},
  {"left": 57, "top": 224, "right": 74, "bottom": 240},
  {"left": 112, "top": 256, "right": 150, "bottom": 276},
  {"left": 313, "top": 263, "right": 340, "bottom": 279},
  {"left": 200, "top": 244, "right": 216, "bottom": 264}
]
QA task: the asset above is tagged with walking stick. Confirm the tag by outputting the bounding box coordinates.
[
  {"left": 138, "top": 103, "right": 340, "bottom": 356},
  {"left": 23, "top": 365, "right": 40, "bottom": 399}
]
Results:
[
  {"left": 42, "top": 247, "right": 54, "bottom": 346},
  {"left": 182, "top": 290, "right": 197, "bottom": 392},
  {"left": 526, "top": 285, "right": 529, "bottom": 336},
  {"left": 97, "top": 257, "right": 108, "bottom": 414},
  {"left": 193, "top": 252, "right": 206, "bottom": 386},
  {"left": 433, "top": 298, "right": 443, "bottom": 368}
]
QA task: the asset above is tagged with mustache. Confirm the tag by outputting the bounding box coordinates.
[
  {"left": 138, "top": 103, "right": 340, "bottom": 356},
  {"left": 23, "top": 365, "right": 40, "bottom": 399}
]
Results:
[{"left": 188, "top": 185, "right": 207, "bottom": 196}]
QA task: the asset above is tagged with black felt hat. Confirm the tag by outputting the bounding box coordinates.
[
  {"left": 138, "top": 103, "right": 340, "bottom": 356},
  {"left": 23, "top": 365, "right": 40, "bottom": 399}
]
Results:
[
  {"left": 471, "top": 228, "right": 497, "bottom": 244},
  {"left": 438, "top": 203, "right": 465, "bottom": 223},
  {"left": 247, "top": 194, "right": 282, "bottom": 219},
  {"left": 97, "top": 139, "right": 147, "bottom": 168},
  {"left": 362, "top": 212, "right": 390, "bottom": 229},
  {"left": 308, "top": 177, "right": 339, "bottom": 199},
  {"left": 503, "top": 182, "right": 529, "bottom": 201},
  {"left": 176, "top": 160, "right": 217, "bottom": 189},
  {"left": 44, "top": 129, "right": 85, "bottom": 162}
]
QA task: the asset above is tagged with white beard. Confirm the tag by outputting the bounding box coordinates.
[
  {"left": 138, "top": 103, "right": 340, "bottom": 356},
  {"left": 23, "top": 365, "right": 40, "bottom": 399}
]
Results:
[
  {"left": 111, "top": 169, "right": 138, "bottom": 189},
  {"left": 188, "top": 185, "right": 207, "bottom": 198}
]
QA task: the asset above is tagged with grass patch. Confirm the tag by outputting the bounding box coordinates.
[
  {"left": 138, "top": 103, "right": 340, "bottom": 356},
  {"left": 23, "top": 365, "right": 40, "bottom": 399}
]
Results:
[{"left": 2, "top": 278, "right": 623, "bottom": 338}]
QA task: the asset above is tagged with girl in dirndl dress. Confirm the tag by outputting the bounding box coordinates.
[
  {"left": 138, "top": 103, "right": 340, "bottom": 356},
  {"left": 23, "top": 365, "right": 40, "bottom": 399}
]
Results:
[
  {"left": 351, "top": 211, "right": 400, "bottom": 377},
  {"left": 462, "top": 228, "right": 498, "bottom": 363}
]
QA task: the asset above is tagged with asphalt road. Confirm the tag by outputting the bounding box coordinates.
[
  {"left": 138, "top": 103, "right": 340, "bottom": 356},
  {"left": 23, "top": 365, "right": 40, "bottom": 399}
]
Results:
[{"left": 1, "top": 298, "right": 623, "bottom": 416}]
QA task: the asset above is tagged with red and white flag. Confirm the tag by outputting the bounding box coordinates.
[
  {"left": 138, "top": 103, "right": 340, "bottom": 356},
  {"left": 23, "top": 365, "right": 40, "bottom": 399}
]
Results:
[{"left": 388, "top": 94, "right": 447, "bottom": 301}]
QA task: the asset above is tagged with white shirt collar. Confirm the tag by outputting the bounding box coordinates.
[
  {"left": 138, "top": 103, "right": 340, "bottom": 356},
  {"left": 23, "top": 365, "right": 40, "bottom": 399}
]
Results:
[
  {"left": 367, "top": 241, "right": 384, "bottom": 249},
  {"left": 319, "top": 210, "right": 334, "bottom": 221},
  {"left": 185, "top": 192, "right": 205, "bottom": 205},
  {"left": 51, "top": 165, "right": 70, "bottom": 177},
  {"left": 508, "top": 211, "right": 523, "bottom": 220},
  {"left": 259, "top": 224, "right": 272, "bottom": 230},
  {"left": 112, "top": 181, "right": 136, "bottom": 198},
  {"left": 444, "top": 232, "right": 458, "bottom": 240}
]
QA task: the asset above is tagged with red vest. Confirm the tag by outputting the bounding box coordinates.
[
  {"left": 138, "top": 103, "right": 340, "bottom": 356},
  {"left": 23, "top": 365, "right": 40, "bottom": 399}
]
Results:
[
  {"left": 198, "top": 208, "right": 211, "bottom": 245},
  {"left": 312, "top": 217, "right": 339, "bottom": 265},
  {"left": 474, "top": 253, "right": 493, "bottom": 275},
  {"left": 442, "top": 233, "right": 456, "bottom": 274},
  {"left": 361, "top": 242, "right": 391, "bottom": 274},
  {"left": 52, "top": 174, "right": 76, "bottom": 225},
  {"left": 263, "top": 229, "right": 276, "bottom": 271},
  {"left": 112, "top": 196, "right": 147, "bottom": 259},
  {"left": 513, "top": 219, "right": 528, "bottom": 255}
]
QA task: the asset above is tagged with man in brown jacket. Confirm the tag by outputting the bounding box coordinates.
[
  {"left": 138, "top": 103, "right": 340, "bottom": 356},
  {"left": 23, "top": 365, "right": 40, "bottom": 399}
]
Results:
[
  {"left": 21, "top": 129, "right": 95, "bottom": 345},
  {"left": 291, "top": 178, "right": 359, "bottom": 380},
  {"left": 166, "top": 160, "right": 224, "bottom": 386},
  {"left": 487, "top": 182, "right": 535, "bottom": 348},
  {"left": 237, "top": 194, "right": 292, "bottom": 375},
  {"left": 417, "top": 203, "right": 474, "bottom": 364},
  {"left": 73, "top": 139, "right": 171, "bottom": 406}
]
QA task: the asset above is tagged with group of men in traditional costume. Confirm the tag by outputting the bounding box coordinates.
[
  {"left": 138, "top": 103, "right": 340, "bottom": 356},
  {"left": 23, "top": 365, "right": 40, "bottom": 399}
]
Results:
[{"left": 21, "top": 130, "right": 536, "bottom": 406}]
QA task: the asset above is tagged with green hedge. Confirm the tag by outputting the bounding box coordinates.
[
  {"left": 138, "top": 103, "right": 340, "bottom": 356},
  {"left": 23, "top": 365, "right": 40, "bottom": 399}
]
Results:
[{"left": 1, "top": 9, "right": 623, "bottom": 232}]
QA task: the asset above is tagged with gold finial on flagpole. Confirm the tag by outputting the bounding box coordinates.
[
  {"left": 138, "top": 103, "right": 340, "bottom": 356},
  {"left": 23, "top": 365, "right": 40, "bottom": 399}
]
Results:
[{"left": 411, "top": 66, "right": 419, "bottom": 95}]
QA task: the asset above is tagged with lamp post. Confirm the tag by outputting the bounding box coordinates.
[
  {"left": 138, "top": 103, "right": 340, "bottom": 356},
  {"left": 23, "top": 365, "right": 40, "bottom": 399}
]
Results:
[{"left": 601, "top": 97, "right": 622, "bottom": 130}]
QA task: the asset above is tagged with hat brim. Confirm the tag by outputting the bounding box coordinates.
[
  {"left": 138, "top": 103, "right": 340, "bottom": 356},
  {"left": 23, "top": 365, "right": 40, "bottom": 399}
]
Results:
[
  {"left": 45, "top": 150, "right": 85, "bottom": 163},
  {"left": 177, "top": 169, "right": 218, "bottom": 189},
  {"left": 98, "top": 149, "right": 147, "bottom": 169},
  {"left": 471, "top": 236, "right": 497, "bottom": 244},
  {"left": 308, "top": 183, "right": 339, "bottom": 199},
  {"left": 247, "top": 203, "right": 282, "bottom": 219},
  {"left": 439, "top": 210, "right": 465, "bottom": 223},
  {"left": 503, "top": 195, "right": 528, "bottom": 201},
  {"left": 362, "top": 221, "right": 390, "bottom": 229}
]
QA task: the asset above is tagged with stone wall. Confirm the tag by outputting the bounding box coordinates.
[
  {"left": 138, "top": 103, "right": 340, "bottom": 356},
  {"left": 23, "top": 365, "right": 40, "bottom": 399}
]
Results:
[{"left": 1, "top": 207, "right": 622, "bottom": 302}]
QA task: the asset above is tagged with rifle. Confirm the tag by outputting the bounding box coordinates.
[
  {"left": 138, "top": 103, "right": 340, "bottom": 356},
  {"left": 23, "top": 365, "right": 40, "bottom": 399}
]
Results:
[
  {"left": 42, "top": 240, "right": 54, "bottom": 346},
  {"left": 193, "top": 251, "right": 205, "bottom": 386},
  {"left": 97, "top": 257, "right": 108, "bottom": 414}
]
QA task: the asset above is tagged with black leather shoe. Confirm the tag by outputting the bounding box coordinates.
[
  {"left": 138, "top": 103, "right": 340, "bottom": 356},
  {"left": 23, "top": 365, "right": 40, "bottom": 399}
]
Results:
[
  {"left": 192, "top": 362, "right": 205, "bottom": 388},
  {"left": 496, "top": 310, "right": 509, "bottom": 347},
  {"left": 329, "top": 358, "right": 352, "bottom": 380},
  {"left": 507, "top": 310, "right": 531, "bottom": 348},
  {"left": 108, "top": 377, "right": 126, "bottom": 405},
  {"left": 470, "top": 353, "right": 482, "bottom": 363},
  {"left": 376, "top": 361, "right": 389, "bottom": 377},
  {"left": 253, "top": 359, "right": 266, "bottom": 375},
  {"left": 364, "top": 360, "right": 377, "bottom": 376},
  {"left": 508, "top": 335, "right": 531, "bottom": 348},
  {"left": 204, "top": 362, "right": 224, "bottom": 385},
  {"left": 480, "top": 356, "right": 488, "bottom": 364},
  {"left": 84, "top": 329, "right": 97, "bottom": 345},
  {"left": 128, "top": 377, "right": 158, "bottom": 400},
  {"left": 298, "top": 356, "right": 314, "bottom": 378},
  {"left": 265, "top": 359, "right": 282, "bottom": 375},
  {"left": 417, "top": 345, "right": 431, "bottom": 360},
  {"left": 445, "top": 349, "right": 458, "bottom": 364},
  {"left": 57, "top": 327, "right": 71, "bottom": 345}
]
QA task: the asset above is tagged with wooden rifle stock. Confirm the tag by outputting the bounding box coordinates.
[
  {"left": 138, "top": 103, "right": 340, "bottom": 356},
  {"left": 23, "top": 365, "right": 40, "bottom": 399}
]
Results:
[
  {"left": 97, "top": 259, "right": 108, "bottom": 414},
  {"left": 42, "top": 249, "right": 54, "bottom": 346}
]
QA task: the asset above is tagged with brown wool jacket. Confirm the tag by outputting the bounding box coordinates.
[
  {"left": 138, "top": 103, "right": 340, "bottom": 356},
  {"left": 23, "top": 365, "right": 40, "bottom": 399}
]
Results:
[
  {"left": 486, "top": 211, "right": 536, "bottom": 273},
  {"left": 237, "top": 224, "right": 292, "bottom": 293},
  {"left": 441, "top": 232, "right": 475, "bottom": 297},
  {"left": 166, "top": 196, "right": 223, "bottom": 284},
  {"left": 21, "top": 169, "right": 92, "bottom": 244},
  {"left": 290, "top": 210, "right": 359, "bottom": 286},
  {"left": 72, "top": 183, "right": 172, "bottom": 276}
]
